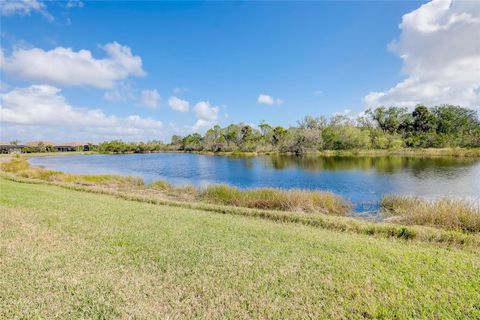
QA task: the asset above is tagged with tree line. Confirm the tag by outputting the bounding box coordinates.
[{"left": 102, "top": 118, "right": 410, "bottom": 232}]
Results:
[{"left": 96, "top": 105, "right": 480, "bottom": 154}]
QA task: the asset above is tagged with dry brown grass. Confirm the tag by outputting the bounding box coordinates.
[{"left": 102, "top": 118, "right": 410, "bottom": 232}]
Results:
[
  {"left": 199, "top": 184, "right": 351, "bottom": 215},
  {"left": 1, "top": 157, "right": 144, "bottom": 188},
  {"left": 381, "top": 195, "right": 480, "bottom": 233}
]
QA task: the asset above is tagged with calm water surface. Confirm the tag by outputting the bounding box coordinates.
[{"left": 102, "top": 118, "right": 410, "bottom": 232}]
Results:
[{"left": 29, "top": 153, "right": 480, "bottom": 213}]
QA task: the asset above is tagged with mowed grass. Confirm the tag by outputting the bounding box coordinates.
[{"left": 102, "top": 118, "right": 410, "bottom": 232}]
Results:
[{"left": 1, "top": 179, "right": 479, "bottom": 319}]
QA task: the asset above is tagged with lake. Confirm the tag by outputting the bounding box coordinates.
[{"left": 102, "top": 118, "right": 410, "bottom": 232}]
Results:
[{"left": 29, "top": 153, "right": 480, "bottom": 213}]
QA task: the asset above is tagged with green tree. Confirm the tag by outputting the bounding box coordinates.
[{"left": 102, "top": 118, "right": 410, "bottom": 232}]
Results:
[
  {"left": 367, "top": 106, "right": 408, "bottom": 134},
  {"left": 272, "top": 126, "right": 287, "bottom": 146},
  {"left": 412, "top": 105, "right": 436, "bottom": 133}
]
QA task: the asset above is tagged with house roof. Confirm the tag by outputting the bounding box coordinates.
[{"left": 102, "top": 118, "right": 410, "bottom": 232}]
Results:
[
  {"left": 25, "top": 140, "right": 56, "bottom": 147},
  {"left": 58, "top": 142, "right": 85, "bottom": 147},
  {"left": 0, "top": 142, "right": 24, "bottom": 148}
]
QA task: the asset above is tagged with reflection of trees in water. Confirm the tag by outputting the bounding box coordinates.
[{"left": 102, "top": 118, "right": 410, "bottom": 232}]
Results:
[
  {"left": 262, "top": 155, "right": 479, "bottom": 174},
  {"left": 241, "top": 158, "right": 255, "bottom": 169},
  {"left": 404, "top": 157, "right": 479, "bottom": 179}
]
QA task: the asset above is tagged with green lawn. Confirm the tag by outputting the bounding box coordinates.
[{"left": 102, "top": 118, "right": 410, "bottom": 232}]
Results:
[{"left": 1, "top": 178, "right": 479, "bottom": 319}]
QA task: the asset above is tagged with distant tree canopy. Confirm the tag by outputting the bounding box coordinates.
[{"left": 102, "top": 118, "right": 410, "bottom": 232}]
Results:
[
  {"left": 96, "top": 105, "right": 479, "bottom": 154},
  {"left": 96, "top": 140, "right": 165, "bottom": 153}
]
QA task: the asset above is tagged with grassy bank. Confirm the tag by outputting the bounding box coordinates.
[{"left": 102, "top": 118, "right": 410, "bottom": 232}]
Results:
[
  {"left": 213, "top": 147, "right": 480, "bottom": 158},
  {"left": 2, "top": 157, "right": 480, "bottom": 247},
  {"left": 107, "top": 147, "right": 480, "bottom": 158},
  {"left": 7, "top": 146, "right": 480, "bottom": 158},
  {"left": 312, "top": 147, "right": 480, "bottom": 157},
  {"left": 199, "top": 184, "right": 349, "bottom": 215},
  {"left": 381, "top": 195, "right": 480, "bottom": 233},
  {"left": 17, "top": 150, "right": 96, "bottom": 157},
  {"left": 1, "top": 178, "right": 479, "bottom": 319}
]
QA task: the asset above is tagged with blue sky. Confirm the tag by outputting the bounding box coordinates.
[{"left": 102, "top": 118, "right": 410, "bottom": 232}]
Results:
[{"left": 1, "top": 0, "right": 478, "bottom": 142}]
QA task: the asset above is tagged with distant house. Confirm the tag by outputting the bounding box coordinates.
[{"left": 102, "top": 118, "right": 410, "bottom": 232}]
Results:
[
  {"left": 17, "top": 140, "right": 97, "bottom": 153},
  {"left": 25, "top": 141, "right": 56, "bottom": 147},
  {"left": 55, "top": 142, "right": 98, "bottom": 152},
  {"left": 54, "top": 142, "right": 84, "bottom": 152},
  {"left": 25, "top": 140, "right": 56, "bottom": 152},
  {"left": 0, "top": 142, "right": 25, "bottom": 154},
  {"left": 83, "top": 143, "right": 98, "bottom": 151}
]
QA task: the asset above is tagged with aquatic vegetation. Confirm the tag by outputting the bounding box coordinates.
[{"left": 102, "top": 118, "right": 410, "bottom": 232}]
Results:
[
  {"left": 381, "top": 195, "right": 480, "bottom": 233},
  {"left": 81, "top": 174, "right": 144, "bottom": 187},
  {"left": 199, "top": 184, "right": 351, "bottom": 215},
  {"left": 0, "top": 156, "right": 29, "bottom": 172},
  {"left": 1, "top": 157, "right": 144, "bottom": 188},
  {"left": 149, "top": 180, "right": 172, "bottom": 190}
]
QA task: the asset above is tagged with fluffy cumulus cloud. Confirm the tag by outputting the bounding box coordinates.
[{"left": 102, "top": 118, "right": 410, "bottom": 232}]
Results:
[
  {"left": 365, "top": 0, "right": 480, "bottom": 108},
  {"left": 257, "top": 94, "right": 283, "bottom": 105},
  {"left": 0, "top": 42, "right": 145, "bottom": 89},
  {"left": 168, "top": 96, "right": 189, "bottom": 112},
  {"left": 0, "top": 0, "right": 53, "bottom": 20},
  {"left": 140, "top": 89, "right": 160, "bottom": 108},
  {"left": 0, "top": 85, "right": 164, "bottom": 141},
  {"left": 192, "top": 101, "right": 219, "bottom": 131}
]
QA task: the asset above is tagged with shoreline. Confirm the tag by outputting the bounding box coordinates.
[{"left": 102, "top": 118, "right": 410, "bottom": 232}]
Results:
[
  {"left": 1, "top": 171, "right": 479, "bottom": 249},
  {"left": 11, "top": 147, "right": 480, "bottom": 158},
  {"left": 1, "top": 156, "right": 479, "bottom": 247}
]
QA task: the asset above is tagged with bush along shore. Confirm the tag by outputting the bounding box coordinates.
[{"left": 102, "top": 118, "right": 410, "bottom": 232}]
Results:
[
  {"left": 18, "top": 105, "right": 480, "bottom": 155},
  {"left": 1, "top": 156, "right": 479, "bottom": 248}
]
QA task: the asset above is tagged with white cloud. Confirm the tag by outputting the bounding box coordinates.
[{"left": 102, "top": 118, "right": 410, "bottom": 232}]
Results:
[
  {"left": 1, "top": 42, "right": 145, "bottom": 89},
  {"left": 168, "top": 96, "right": 189, "bottom": 112},
  {"left": 173, "top": 87, "right": 188, "bottom": 95},
  {"left": 104, "top": 84, "right": 161, "bottom": 108},
  {"left": 140, "top": 89, "right": 160, "bottom": 108},
  {"left": 103, "top": 82, "right": 134, "bottom": 103},
  {"left": 192, "top": 119, "right": 212, "bottom": 132},
  {"left": 0, "top": 0, "right": 53, "bottom": 20},
  {"left": 195, "top": 101, "right": 219, "bottom": 121},
  {"left": 313, "top": 90, "right": 323, "bottom": 96},
  {"left": 0, "top": 85, "right": 164, "bottom": 141},
  {"left": 192, "top": 101, "right": 219, "bottom": 132},
  {"left": 257, "top": 94, "right": 283, "bottom": 105},
  {"left": 365, "top": 0, "right": 480, "bottom": 108}
]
